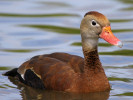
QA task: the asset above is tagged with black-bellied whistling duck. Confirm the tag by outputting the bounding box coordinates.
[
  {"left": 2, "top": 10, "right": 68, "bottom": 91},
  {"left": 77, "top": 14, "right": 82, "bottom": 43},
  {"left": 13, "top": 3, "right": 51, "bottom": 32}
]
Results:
[{"left": 4, "top": 11, "right": 123, "bottom": 93}]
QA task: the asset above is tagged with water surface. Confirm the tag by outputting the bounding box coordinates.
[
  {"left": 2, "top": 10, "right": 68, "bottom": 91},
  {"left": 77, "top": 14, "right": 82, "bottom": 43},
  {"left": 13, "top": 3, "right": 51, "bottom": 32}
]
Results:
[{"left": 0, "top": 0, "right": 133, "bottom": 100}]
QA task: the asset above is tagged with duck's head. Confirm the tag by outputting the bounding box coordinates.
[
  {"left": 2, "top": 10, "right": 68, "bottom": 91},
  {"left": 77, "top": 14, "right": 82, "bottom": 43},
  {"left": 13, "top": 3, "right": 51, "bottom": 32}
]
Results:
[{"left": 80, "top": 11, "right": 122, "bottom": 50}]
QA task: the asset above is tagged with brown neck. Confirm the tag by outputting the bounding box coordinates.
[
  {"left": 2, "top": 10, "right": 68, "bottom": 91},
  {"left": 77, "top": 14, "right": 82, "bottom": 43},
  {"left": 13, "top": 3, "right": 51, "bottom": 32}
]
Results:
[{"left": 83, "top": 49, "right": 103, "bottom": 71}]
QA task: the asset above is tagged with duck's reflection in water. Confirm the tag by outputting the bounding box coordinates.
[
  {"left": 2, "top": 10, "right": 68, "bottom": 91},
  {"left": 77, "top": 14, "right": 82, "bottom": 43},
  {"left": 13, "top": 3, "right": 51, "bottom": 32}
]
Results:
[{"left": 9, "top": 77, "right": 110, "bottom": 100}]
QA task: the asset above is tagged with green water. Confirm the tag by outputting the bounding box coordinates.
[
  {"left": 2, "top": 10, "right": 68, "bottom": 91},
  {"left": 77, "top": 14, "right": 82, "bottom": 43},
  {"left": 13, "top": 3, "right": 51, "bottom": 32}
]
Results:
[{"left": 0, "top": 0, "right": 133, "bottom": 100}]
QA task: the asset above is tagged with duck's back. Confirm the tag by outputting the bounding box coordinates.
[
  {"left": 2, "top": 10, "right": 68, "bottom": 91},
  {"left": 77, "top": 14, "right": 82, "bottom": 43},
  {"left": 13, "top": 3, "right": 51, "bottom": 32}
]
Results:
[{"left": 17, "top": 52, "right": 84, "bottom": 91}]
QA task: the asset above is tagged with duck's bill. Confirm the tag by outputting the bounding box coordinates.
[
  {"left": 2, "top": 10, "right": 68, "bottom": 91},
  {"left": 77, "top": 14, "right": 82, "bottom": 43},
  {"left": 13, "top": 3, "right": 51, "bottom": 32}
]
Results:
[{"left": 99, "top": 26, "right": 123, "bottom": 48}]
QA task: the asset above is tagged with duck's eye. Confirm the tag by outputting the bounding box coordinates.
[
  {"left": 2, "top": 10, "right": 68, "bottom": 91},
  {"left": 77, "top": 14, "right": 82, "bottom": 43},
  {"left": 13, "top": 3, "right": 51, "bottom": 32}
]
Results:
[{"left": 91, "top": 20, "right": 97, "bottom": 26}]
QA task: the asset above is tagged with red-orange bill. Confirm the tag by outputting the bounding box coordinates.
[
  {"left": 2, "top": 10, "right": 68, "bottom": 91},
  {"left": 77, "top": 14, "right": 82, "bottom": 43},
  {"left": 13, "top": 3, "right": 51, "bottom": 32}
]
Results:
[{"left": 99, "top": 26, "right": 123, "bottom": 48}]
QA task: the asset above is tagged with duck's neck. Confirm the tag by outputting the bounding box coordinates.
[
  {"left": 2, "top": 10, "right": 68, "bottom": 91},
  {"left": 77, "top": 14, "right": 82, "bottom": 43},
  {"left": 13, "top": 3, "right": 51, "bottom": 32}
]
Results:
[
  {"left": 82, "top": 38, "right": 102, "bottom": 71},
  {"left": 83, "top": 49, "right": 102, "bottom": 70}
]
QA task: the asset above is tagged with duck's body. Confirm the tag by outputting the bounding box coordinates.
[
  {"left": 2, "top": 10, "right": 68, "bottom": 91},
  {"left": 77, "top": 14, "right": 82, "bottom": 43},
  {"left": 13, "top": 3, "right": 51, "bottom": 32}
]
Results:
[
  {"left": 4, "top": 11, "right": 122, "bottom": 93},
  {"left": 16, "top": 51, "right": 110, "bottom": 92}
]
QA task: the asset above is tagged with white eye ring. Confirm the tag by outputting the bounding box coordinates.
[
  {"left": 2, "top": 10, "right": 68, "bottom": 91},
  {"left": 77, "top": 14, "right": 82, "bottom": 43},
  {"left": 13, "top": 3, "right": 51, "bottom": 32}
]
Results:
[{"left": 91, "top": 20, "right": 99, "bottom": 26}]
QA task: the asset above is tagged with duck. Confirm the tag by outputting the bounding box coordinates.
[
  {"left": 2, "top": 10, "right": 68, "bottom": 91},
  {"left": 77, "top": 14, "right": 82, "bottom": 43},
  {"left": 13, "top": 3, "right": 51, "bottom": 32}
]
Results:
[
  {"left": 8, "top": 76, "right": 110, "bottom": 100},
  {"left": 4, "top": 11, "right": 123, "bottom": 93}
]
